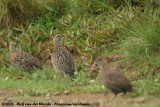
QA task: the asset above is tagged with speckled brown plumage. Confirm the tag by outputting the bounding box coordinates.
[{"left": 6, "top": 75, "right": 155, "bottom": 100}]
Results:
[
  {"left": 9, "top": 42, "right": 43, "bottom": 72},
  {"left": 51, "top": 34, "right": 75, "bottom": 79},
  {"left": 92, "top": 56, "right": 133, "bottom": 95}
]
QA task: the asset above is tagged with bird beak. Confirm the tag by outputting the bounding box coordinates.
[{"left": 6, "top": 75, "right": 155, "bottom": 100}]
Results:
[
  {"left": 15, "top": 43, "right": 18, "bottom": 46},
  {"left": 61, "top": 35, "right": 65, "bottom": 37}
]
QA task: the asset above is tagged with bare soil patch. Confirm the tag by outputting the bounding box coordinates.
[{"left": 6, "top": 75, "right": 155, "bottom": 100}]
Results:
[{"left": 0, "top": 89, "right": 160, "bottom": 107}]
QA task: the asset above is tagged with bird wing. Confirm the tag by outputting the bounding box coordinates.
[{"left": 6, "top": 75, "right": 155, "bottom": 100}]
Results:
[
  {"left": 51, "top": 46, "right": 75, "bottom": 74},
  {"left": 12, "top": 52, "right": 42, "bottom": 71},
  {"left": 106, "top": 70, "right": 132, "bottom": 89}
]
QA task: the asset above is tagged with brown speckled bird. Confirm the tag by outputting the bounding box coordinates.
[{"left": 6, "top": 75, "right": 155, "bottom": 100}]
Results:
[
  {"left": 9, "top": 42, "right": 43, "bottom": 72},
  {"left": 51, "top": 34, "right": 75, "bottom": 79},
  {"left": 92, "top": 56, "right": 133, "bottom": 95}
]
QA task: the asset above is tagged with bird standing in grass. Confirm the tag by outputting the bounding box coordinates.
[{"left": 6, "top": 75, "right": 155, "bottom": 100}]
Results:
[
  {"left": 51, "top": 34, "right": 75, "bottom": 79},
  {"left": 92, "top": 56, "right": 133, "bottom": 96},
  {"left": 9, "top": 42, "right": 43, "bottom": 72}
]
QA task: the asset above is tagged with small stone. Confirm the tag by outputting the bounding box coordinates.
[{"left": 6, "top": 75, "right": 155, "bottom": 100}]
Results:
[
  {"left": 64, "top": 90, "right": 71, "bottom": 95},
  {"left": 89, "top": 80, "right": 95, "bottom": 83},
  {"left": 155, "top": 78, "right": 158, "bottom": 82},
  {"left": 136, "top": 98, "right": 145, "bottom": 103},
  {"left": 46, "top": 93, "right": 50, "bottom": 97},
  {"left": 90, "top": 100, "right": 100, "bottom": 106},
  {"left": 112, "top": 57, "right": 120, "bottom": 62},
  {"left": 46, "top": 97, "right": 50, "bottom": 100},
  {"left": 54, "top": 92, "right": 61, "bottom": 96}
]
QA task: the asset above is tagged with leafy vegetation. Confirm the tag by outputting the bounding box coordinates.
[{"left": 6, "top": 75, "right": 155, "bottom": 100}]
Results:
[{"left": 0, "top": 0, "right": 160, "bottom": 98}]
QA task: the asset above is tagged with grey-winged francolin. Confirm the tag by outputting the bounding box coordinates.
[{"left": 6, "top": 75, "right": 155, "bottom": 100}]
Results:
[
  {"left": 9, "top": 42, "right": 43, "bottom": 72},
  {"left": 51, "top": 34, "right": 75, "bottom": 79},
  {"left": 92, "top": 56, "right": 133, "bottom": 95}
]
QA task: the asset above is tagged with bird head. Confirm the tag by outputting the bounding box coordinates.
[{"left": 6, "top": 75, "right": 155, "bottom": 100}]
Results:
[
  {"left": 53, "top": 34, "right": 65, "bottom": 45},
  {"left": 9, "top": 42, "right": 18, "bottom": 52},
  {"left": 91, "top": 56, "right": 108, "bottom": 70}
]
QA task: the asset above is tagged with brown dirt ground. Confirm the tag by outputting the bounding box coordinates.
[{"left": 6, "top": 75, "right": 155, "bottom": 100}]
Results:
[{"left": 0, "top": 89, "right": 160, "bottom": 107}]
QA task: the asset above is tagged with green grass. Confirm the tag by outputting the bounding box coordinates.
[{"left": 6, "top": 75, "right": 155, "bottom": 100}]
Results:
[
  {"left": 117, "top": 19, "right": 160, "bottom": 76},
  {"left": 0, "top": 65, "right": 160, "bottom": 97},
  {"left": 0, "top": 65, "right": 105, "bottom": 96}
]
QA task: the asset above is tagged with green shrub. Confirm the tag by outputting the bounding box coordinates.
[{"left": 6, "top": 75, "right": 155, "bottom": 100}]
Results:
[
  {"left": 0, "top": 0, "right": 71, "bottom": 28},
  {"left": 119, "top": 20, "right": 160, "bottom": 59},
  {"left": 118, "top": 19, "right": 160, "bottom": 75}
]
